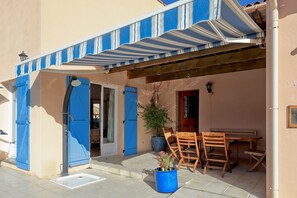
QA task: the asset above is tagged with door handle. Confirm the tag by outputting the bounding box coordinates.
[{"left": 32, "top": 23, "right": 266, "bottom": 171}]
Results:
[{"left": 69, "top": 115, "right": 74, "bottom": 121}]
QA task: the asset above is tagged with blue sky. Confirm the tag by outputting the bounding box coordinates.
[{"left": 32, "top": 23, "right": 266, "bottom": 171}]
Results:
[{"left": 162, "top": 0, "right": 263, "bottom": 6}]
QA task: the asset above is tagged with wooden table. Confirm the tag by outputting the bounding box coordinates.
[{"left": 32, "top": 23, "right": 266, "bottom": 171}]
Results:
[{"left": 197, "top": 134, "right": 262, "bottom": 167}]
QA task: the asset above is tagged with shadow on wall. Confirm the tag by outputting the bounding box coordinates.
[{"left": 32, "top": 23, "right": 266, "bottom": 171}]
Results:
[
  {"left": 290, "top": 48, "right": 297, "bottom": 56},
  {"left": 30, "top": 72, "right": 67, "bottom": 126},
  {"left": 0, "top": 94, "right": 8, "bottom": 104},
  {"left": 279, "top": 0, "right": 297, "bottom": 19}
]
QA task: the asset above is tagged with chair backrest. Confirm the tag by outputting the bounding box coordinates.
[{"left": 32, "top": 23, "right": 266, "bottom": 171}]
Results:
[
  {"left": 163, "top": 127, "right": 174, "bottom": 135},
  {"left": 163, "top": 127, "right": 175, "bottom": 144},
  {"left": 202, "top": 132, "right": 229, "bottom": 161},
  {"left": 176, "top": 132, "right": 199, "bottom": 157}
]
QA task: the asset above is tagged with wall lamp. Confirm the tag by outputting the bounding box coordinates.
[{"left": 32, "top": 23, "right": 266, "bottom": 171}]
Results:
[
  {"left": 18, "top": 51, "right": 28, "bottom": 61},
  {"left": 206, "top": 82, "right": 213, "bottom": 94}
]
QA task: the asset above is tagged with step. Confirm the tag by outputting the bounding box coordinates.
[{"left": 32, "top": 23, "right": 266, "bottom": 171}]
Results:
[{"left": 90, "top": 159, "right": 155, "bottom": 182}]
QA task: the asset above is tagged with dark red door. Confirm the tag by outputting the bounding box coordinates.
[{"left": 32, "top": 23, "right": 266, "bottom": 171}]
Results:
[{"left": 178, "top": 90, "right": 199, "bottom": 132}]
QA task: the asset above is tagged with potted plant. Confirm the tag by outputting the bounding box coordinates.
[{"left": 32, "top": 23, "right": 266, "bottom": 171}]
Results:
[
  {"left": 155, "top": 151, "right": 178, "bottom": 193},
  {"left": 139, "top": 97, "right": 171, "bottom": 152}
]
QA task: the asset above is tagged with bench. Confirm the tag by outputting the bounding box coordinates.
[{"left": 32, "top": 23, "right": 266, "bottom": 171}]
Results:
[
  {"left": 210, "top": 128, "right": 257, "bottom": 136},
  {"left": 210, "top": 128, "right": 258, "bottom": 149}
]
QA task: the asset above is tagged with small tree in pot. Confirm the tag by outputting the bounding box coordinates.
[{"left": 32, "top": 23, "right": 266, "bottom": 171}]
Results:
[{"left": 139, "top": 97, "right": 171, "bottom": 152}]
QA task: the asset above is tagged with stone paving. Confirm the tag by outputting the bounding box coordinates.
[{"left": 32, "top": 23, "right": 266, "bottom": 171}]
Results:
[
  {"left": 91, "top": 152, "right": 266, "bottom": 198},
  {"left": 0, "top": 152, "right": 266, "bottom": 198}
]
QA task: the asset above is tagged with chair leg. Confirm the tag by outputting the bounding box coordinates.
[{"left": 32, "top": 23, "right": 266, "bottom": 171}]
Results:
[
  {"left": 228, "top": 162, "right": 232, "bottom": 173},
  {"left": 248, "top": 154, "right": 266, "bottom": 172},
  {"left": 203, "top": 161, "right": 208, "bottom": 174},
  {"left": 199, "top": 157, "right": 204, "bottom": 169},
  {"left": 178, "top": 158, "right": 183, "bottom": 170},
  {"left": 222, "top": 163, "right": 227, "bottom": 178},
  {"left": 192, "top": 159, "right": 199, "bottom": 173}
]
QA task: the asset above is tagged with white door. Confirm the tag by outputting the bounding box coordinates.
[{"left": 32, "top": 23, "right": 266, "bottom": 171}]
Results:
[{"left": 100, "top": 85, "right": 117, "bottom": 156}]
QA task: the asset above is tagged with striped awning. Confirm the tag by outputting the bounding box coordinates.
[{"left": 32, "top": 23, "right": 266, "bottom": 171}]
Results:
[{"left": 16, "top": 0, "right": 263, "bottom": 77}]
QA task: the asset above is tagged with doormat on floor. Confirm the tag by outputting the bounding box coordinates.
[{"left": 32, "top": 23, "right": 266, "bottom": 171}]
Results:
[{"left": 51, "top": 173, "right": 106, "bottom": 189}]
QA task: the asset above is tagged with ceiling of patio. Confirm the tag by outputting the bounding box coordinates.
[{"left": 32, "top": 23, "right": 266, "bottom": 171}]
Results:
[
  {"left": 109, "top": 43, "right": 266, "bottom": 83},
  {"left": 108, "top": 3, "right": 266, "bottom": 83}
]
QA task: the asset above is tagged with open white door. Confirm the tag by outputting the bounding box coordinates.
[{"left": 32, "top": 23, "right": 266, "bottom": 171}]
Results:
[{"left": 100, "top": 85, "right": 117, "bottom": 156}]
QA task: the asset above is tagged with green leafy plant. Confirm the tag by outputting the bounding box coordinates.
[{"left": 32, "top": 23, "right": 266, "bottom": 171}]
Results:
[
  {"left": 156, "top": 151, "right": 175, "bottom": 171},
  {"left": 138, "top": 98, "right": 171, "bottom": 137}
]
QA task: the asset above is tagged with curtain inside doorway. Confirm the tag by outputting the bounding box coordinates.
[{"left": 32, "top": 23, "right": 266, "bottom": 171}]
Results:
[{"left": 107, "top": 88, "right": 115, "bottom": 143}]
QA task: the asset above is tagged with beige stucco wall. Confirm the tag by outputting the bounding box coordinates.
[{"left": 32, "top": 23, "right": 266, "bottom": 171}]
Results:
[
  {"left": 158, "top": 69, "right": 266, "bottom": 152},
  {"left": 29, "top": 71, "right": 154, "bottom": 177},
  {"left": 40, "top": 0, "right": 163, "bottom": 52},
  {"left": 266, "top": 0, "right": 297, "bottom": 197},
  {"left": 0, "top": 0, "right": 41, "bottom": 139},
  {"left": 0, "top": 0, "right": 41, "bottom": 82}
]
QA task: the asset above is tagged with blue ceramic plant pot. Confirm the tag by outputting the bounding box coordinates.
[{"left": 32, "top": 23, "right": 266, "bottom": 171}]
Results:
[
  {"left": 155, "top": 168, "right": 178, "bottom": 193},
  {"left": 151, "top": 136, "right": 167, "bottom": 152}
]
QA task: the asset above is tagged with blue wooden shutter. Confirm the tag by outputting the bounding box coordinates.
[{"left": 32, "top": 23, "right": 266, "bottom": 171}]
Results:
[
  {"left": 124, "top": 86, "right": 137, "bottom": 156},
  {"left": 67, "top": 77, "right": 90, "bottom": 167},
  {"left": 16, "top": 75, "right": 30, "bottom": 170}
]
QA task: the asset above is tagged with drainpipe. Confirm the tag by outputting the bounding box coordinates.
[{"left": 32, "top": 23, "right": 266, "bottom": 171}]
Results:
[
  {"left": 270, "top": 0, "right": 279, "bottom": 197},
  {"left": 62, "top": 76, "right": 81, "bottom": 176}
]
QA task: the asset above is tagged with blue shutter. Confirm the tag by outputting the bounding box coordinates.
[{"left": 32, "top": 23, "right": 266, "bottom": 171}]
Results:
[
  {"left": 124, "top": 86, "right": 137, "bottom": 156},
  {"left": 67, "top": 77, "right": 90, "bottom": 167},
  {"left": 16, "top": 75, "right": 30, "bottom": 171}
]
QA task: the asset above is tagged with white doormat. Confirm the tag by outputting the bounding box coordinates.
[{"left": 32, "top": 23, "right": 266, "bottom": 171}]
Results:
[{"left": 51, "top": 173, "right": 106, "bottom": 189}]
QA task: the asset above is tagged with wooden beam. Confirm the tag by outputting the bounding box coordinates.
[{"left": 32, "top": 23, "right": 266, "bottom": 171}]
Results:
[
  {"left": 128, "top": 47, "right": 265, "bottom": 79},
  {"left": 109, "top": 44, "right": 255, "bottom": 73},
  {"left": 146, "top": 58, "right": 266, "bottom": 83},
  {"left": 252, "top": 10, "right": 265, "bottom": 29}
]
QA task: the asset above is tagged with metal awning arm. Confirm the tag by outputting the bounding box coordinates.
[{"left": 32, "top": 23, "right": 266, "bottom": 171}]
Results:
[{"left": 209, "top": 21, "right": 263, "bottom": 45}]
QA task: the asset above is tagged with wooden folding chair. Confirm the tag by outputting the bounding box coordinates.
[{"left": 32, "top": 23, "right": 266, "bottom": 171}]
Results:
[
  {"left": 176, "top": 132, "right": 202, "bottom": 173},
  {"left": 244, "top": 149, "right": 266, "bottom": 171},
  {"left": 202, "top": 132, "right": 231, "bottom": 177},
  {"left": 163, "top": 127, "right": 179, "bottom": 159}
]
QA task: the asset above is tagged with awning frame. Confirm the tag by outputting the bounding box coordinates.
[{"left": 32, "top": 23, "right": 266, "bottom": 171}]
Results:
[{"left": 15, "top": 0, "right": 264, "bottom": 77}]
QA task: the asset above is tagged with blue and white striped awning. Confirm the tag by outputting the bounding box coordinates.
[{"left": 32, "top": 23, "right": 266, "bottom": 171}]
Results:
[{"left": 16, "top": 0, "right": 263, "bottom": 77}]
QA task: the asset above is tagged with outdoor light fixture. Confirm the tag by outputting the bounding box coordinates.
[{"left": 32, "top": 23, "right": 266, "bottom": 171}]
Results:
[
  {"left": 71, "top": 79, "right": 81, "bottom": 87},
  {"left": 62, "top": 76, "right": 81, "bottom": 176},
  {"left": 206, "top": 82, "right": 212, "bottom": 94},
  {"left": 18, "top": 51, "right": 28, "bottom": 61},
  {"left": 0, "top": 130, "right": 8, "bottom": 135}
]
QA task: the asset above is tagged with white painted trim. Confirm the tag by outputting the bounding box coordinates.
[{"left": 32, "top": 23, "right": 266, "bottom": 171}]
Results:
[
  {"left": 8, "top": 83, "right": 16, "bottom": 143},
  {"left": 94, "top": 83, "right": 118, "bottom": 157},
  {"left": 6, "top": 83, "right": 17, "bottom": 158}
]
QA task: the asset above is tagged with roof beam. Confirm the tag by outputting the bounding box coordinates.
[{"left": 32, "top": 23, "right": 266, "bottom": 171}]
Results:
[
  {"left": 146, "top": 58, "right": 266, "bottom": 83},
  {"left": 128, "top": 47, "right": 265, "bottom": 79},
  {"left": 109, "top": 44, "right": 255, "bottom": 73}
]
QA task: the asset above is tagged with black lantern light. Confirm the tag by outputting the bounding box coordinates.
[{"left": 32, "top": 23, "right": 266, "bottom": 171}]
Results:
[
  {"left": 206, "top": 82, "right": 212, "bottom": 94},
  {"left": 18, "top": 51, "right": 28, "bottom": 61}
]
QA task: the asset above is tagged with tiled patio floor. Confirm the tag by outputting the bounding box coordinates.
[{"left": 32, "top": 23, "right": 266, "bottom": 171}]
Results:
[
  {"left": 0, "top": 151, "right": 265, "bottom": 198},
  {"left": 91, "top": 152, "right": 266, "bottom": 198}
]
